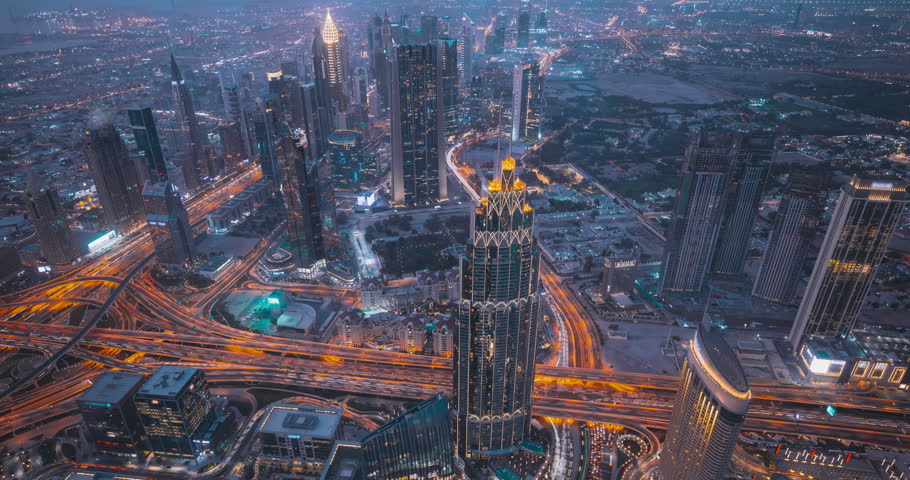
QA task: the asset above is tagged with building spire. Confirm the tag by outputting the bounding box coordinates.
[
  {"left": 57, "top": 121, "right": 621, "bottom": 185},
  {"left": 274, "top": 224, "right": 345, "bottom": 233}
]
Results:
[
  {"left": 323, "top": 9, "right": 339, "bottom": 44},
  {"left": 169, "top": 53, "right": 183, "bottom": 83}
]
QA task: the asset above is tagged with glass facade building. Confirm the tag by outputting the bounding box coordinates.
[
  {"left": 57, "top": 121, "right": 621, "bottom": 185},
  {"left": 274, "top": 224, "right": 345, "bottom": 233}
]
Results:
[
  {"left": 133, "top": 367, "right": 214, "bottom": 458},
  {"left": 328, "top": 130, "right": 365, "bottom": 191},
  {"left": 361, "top": 394, "right": 455, "bottom": 480},
  {"left": 752, "top": 170, "right": 828, "bottom": 305},
  {"left": 660, "top": 326, "right": 750, "bottom": 480},
  {"left": 511, "top": 63, "right": 543, "bottom": 143},
  {"left": 24, "top": 175, "right": 80, "bottom": 266},
  {"left": 277, "top": 126, "right": 326, "bottom": 268},
  {"left": 128, "top": 105, "right": 168, "bottom": 185},
  {"left": 454, "top": 158, "right": 541, "bottom": 457},
  {"left": 83, "top": 122, "right": 146, "bottom": 235},
  {"left": 169, "top": 54, "right": 202, "bottom": 191},
  {"left": 789, "top": 176, "right": 909, "bottom": 349},
  {"left": 77, "top": 372, "right": 147, "bottom": 456}
]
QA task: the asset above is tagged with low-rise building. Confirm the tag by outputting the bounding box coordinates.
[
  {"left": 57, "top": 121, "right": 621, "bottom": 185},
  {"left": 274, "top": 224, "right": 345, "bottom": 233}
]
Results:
[
  {"left": 359, "top": 268, "right": 460, "bottom": 311},
  {"left": 257, "top": 404, "right": 343, "bottom": 475},
  {"left": 335, "top": 309, "right": 453, "bottom": 357}
]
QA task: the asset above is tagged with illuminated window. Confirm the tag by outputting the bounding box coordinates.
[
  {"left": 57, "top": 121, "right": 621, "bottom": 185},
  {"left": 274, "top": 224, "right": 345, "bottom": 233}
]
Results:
[
  {"left": 852, "top": 361, "right": 870, "bottom": 377},
  {"left": 870, "top": 363, "right": 887, "bottom": 379},
  {"left": 889, "top": 367, "right": 906, "bottom": 384}
]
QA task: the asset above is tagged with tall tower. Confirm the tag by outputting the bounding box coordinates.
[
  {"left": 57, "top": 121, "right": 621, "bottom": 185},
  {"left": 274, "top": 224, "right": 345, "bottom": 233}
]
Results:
[
  {"left": 660, "top": 326, "right": 750, "bottom": 480},
  {"left": 511, "top": 62, "right": 543, "bottom": 142},
  {"left": 440, "top": 38, "right": 460, "bottom": 137},
  {"left": 390, "top": 43, "right": 447, "bottom": 205},
  {"left": 128, "top": 105, "right": 168, "bottom": 185},
  {"left": 219, "top": 70, "right": 253, "bottom": 162},
  {"left": 660, "top": 132, "right": 737, "bottom": 294},
  {"left": 516, "top": 0, "right": 531, "bottom": 48},
  {"left": 711, "top": 133, "right": 775, "bottom": 274},
  {"left": 789, "top": 177, "right": 908, "bottom": 350},
  {"left": 142, "top": 181, "right": 195, "bottom": 271},
  {"left": 361, "top": 394, "right": 455, "bottom": 479},
  {"left": 82, "top": 121, "right": 146, "bottom": 235},
  {"left": 277, "top": 126, "right": 326, "bottom": 269},
  {"left": 253, "top": 95, "right": 281, "bottom": 186},
  {"left": 454, "top": 157, "right": 540, "bottom": 458},
  {"left": 24, "top": 174, "right": 80, "bottom": 265},
  {"left": 752, "top": 170, "right": 828, "bottom": 305},
  {"left": 300, "top": 83, "right": 329, "bottom": 161},
  {"left": 328, "top": 129, "right": 364, "bottom": 191},
  {"left": 169, "top": 54, "right": 203, "bottom": 191},
  {"left": 534, "top": 10, "right": 548, "bottom": 46},
  {"left": 320, "top": 11, "right": 347, "bottom": 111}
]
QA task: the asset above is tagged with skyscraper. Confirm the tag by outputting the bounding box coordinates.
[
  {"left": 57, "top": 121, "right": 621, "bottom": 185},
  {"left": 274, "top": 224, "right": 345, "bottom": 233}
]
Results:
[
  {"left": 789, "top": 177, "right": 908, "bottom": 350},
  {"left": 517, "top": 0, "right": 531, "bottom": 48},
  {"left": 133, "top": 367, "right": 214, "bottom": 458},
  {"left": 361, "top": 394, "right": 455, "bottom": 479},
  {"left": 440, "top": 38, "right": 460, "bottom": 137},
  {"left": 660, "top": 132, "right": 737, "bottom": 294},
  {"left": 390, "top": 43, "right": 447, "bottom": 205},
  {"left": 534, "top": 10, "right": 548, "bottom": 46},
  {"left": 752, "top": 170, "right": 828, "bottom": 305},
  {"left": 511, "top": 62, "right": 543, "bottom": 142},
  {"left": 253, "top": 95, "right": 281, "bottom": 186},
  {"left": 277, "top": 126, "right": 326, "bottom": 269},
  {"left": 24, "top": 174, "right": 80, "bottom": 266},
  {"left": 82, "top": 120, "right": 146, "bottom": 235},
  {"left": 143, "top": 181, "right": 195, "bottom": 271},
  {"left": 218, "top": 122, "right": 245, "bottom": 172},
  {"left": 219, "top": 70, "right": 254, "bottom": 162},
  {"left": 487, "top": 23, "right": 505, "bottom": 54},
  {"left": 457, "top": 21, "right": 474, "bottom": 90},
  {"left": 300, "top": 83, "right": 329, "bottom": 162},
  {"left": 128, "top": 105, "right": 168, "bottom": 185},
  {"left": 169, "top": 54, "right": 203, "bottom": 191},
  {"left": 711, "top": 133, "right": 775, "bottom": 274},
  {"left": 77, "top": 372, "right": 147, "bottom": 456},
  {"left": 660, "top": 326, "right": 750, "bottom": 480},
  {"left": 316, "top": 11, "right": 347, "bottom": 112},
  {"left": 328, "top": 129, "right": 364, "bottom": 191},
  {"left": 455, "top": 157, "right": 540, "bottom": 457}
]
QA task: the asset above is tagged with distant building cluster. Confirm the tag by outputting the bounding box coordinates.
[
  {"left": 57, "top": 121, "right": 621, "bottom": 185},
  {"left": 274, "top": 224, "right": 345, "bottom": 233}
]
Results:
[
  {"left": 334, "top": 308, "right": 453, "bottom": 356},
  {"left": 359, "top": 268, "right": 460, "bottom": 311}
]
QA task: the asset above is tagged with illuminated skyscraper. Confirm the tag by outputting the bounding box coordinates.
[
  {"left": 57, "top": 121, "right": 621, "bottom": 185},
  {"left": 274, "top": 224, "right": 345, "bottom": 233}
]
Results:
[
  {"left": 169, "top": 54, "right": 203, "bottom": 191},
  {"left": 511, "top": 62, "right": 543, "bottom": 142},
  {"left": 300, "top": 83, "right": 329, "bottom": 162},
  {"left": 328, "top": 129, "right": 364, "bottom": 191},
  {"left": 789, "top": 177, "right": 908, "bottom": 350},
  {"left": 711, "top": 133, "right": 775, "bottom": 274},
  {"left": 218, "top": 122, "right": 245, "bottom": 172},
  {"left": 660, "top": 132, "right": 737, "bottom": 294},
  {"left": 128, "top": 105, "right": 168, "bottom": 185},
  {"left": 24, "top": 174, "right": 80, "bottom": 266},
  {"left": 316, "top": 11, "right": 347, "bottom": 112},
  {"left": 77, "top": 372, "right": 146, "bottom": 456},
  {"left": 516, "top": 0, "right": 531, "bottom": 48},
  {"left": 534, "top": 10, "right": 547, "bottom": 46},
  {"left": 253, "top": 95, "right": 281, "bottom": 186},
  {"left": 752, "top": 170, "right": 828, "bottom": 305},
  {"left": 361, "top": 394, "right": 455, "bottom": 479},
  {"left": 660, "top": 326, "right": 750, "bottom": 480},
  {"left": 454, "top": 158, "right": 540, "bottom": 457},
  {"left": 390, "top": 43, "right": 447, "bottom": 205},
  {"left": 142, "top": 181, "right": 195, "bottom": 271},
  {"left": 218, "top": 70, "right": 253, "bottom": 161},
  {"left": 133, "top": 367, "right": 214, "bottom": 458},
  {"left": 440, "top": 38, "right": 460, "bottom": 137},
  {"left": 82, "top": 121, "right": 145, "bottom": 235},
  {"left": 277, "top": 126, "right": 326, "bottom": 269}
]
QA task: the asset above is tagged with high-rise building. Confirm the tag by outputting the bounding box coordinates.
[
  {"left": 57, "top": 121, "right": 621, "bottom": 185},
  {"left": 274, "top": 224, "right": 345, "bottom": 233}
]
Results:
[
  {"left": 218, "top": 122, "right": 245, "bottom": 172},
  {"left": 169, "top": 55, "right": 203, "bottom": 191},
  {"left": 517, "top": 0, "right": 531, "bottom": 48},
  {"left": 390, "top": 43, "right": 447, "bottom": 205},
  {"left": 277, "top": 127, "right": 326, "bottom": 268},
  {"left": 82, "top": 121, "right": 146, "bottom": 235},
  {"left": 315, "top": 11, "right": 347, "bottom": 112},
  {"left": 457, "top": 22, "right": 474, "bottom": 90},
  {"left": 534, "top": 10, "right": 548, "bottom": 46},
  {"left": 711, "top": 133, "right": 775, "bottom": 274},
  {"left": 752, "top": 170, "right": 828, "bottom": 305},
  {"left": 603, "top": 251, "right": 639, "bottom": 297},
  {"left": 361, "top": 394, "right": 455, "bottom": 479},
  {"left": 128, "top": 105, "right": 168, "bottom": 185},
  {"left": 133, "top": 367, "right": 214, "bottom": 458},
  {"left": 256, "top": 404, "right": 342, "bottom": 475},
  {"left": 660, "top": 132, "right": 738, "bottom": 294},
  {"left": 24, "top": 175, "right": 80, "bottom": 265},
  {"left": 301, "top": 83, "right": 330, "bottom": 162},
  {"left": 440, "top": 38, "right": 460, "bottom": 137},
  {"left": 328, "top": 130, "right": 364, "bottom": 191},
  {"left": 76, "top": 372, "right": 147, "bottom": 456},
  {"left": 660, "top": 326, "right": 750, "bottom": 480},
  {"left": 143, "top": 181, "right": 195, "bottom": 271},
  {"left": 455, "top": 157, "right": 540, "bottom": 457},
  {"left": 789, "top": 177, "right": 908, "bottom": 350},
  {"left": 253, "top": 96, "right": 281, "bottom": 186},
  {"left": 511, "top": 63, "right": 543, "bottom": 142},
  {"left": 487, "top": 23, "right": 505, "bottom": 54},
  {"left": 219, "top": 70, "right": 254, "bottom": 162},
  {"left": 419, "top": 15, "right": 439, "bottom": 42}
]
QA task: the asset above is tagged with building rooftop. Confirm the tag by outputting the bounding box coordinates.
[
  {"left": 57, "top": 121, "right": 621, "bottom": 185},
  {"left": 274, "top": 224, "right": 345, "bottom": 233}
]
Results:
[
  {"left": 136, "top": 366, "right": 199, "bottom": 398},
  {"left": 65, "top": 470, "right": 149, "bottom": 480},
  {"left": 258, "top": 404, "right": 342, "bottom": 440},
  {"left": 78, "top": 372, "right": 146, "bottom": 406}
]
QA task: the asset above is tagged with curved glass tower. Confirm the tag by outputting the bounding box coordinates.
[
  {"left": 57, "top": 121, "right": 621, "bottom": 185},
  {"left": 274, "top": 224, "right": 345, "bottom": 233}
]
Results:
[
  {"left": 454, "top": 157, "right": 541, "bottom": 458},
  {"left": 660, "top": 326, "right": 750, "bottom": 480}
]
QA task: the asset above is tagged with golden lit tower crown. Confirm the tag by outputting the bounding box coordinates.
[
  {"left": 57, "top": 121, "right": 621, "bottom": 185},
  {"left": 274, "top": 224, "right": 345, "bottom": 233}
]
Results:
[{"left": 323, "top": 10, "right": 340, "bottom": 45}]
